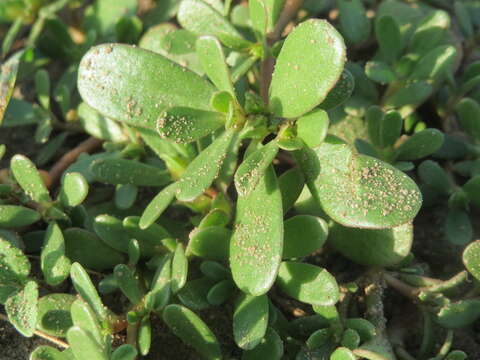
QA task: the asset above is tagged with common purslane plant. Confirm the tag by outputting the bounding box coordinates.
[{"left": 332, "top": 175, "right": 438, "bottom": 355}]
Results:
[{"left": 1, "top": 0, "right": 480, "bottom": 359}]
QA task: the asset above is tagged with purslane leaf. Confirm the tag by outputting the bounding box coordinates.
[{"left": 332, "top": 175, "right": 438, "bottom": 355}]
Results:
[
  {"left": 5, "top": 280, "right": 38, "bottom": 337},
  {"left": 41, "top": 222, "right": 71, "bottom": 286}
]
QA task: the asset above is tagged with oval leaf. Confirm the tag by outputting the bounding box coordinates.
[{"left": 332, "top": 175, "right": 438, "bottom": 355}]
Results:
[
  {"left": 233, "top": 293, "right": 269, "bottom": 350},
  {"left": 283, "top": 215, "right": 328, "bottom": 259}
]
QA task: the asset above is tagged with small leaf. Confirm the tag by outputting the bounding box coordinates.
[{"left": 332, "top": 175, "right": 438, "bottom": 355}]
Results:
[
  {"left": 296, "top": 110, "right": 329, "bottom": 148},
  {"left": 145, "top": 254, "right": 171, "bottom": 312},
  {"left": 91, "top": 158, "right": 170, "bottom": 186},
  {"left": 37, "top": 294, "right": 75, "bottom": 337},
  {"left": 70, "top": 262, "right": 107, "bottom": 320},
  {"left": 463, "top": 240, "right": 480, "bottom": 281},
  {"left": 11, "top": 154, "right": 51, "bottom": 204},
  {"left": 381, "top": 110, "right": 403, "bottom": 148},
  {"left": 338, "top": 0, "right": 371, "bottom": 45},
  {"left": 196, "top": 35, "right": 235, "bottom": 94},
  {"left": 318, "top": 69, "right": 355, "bottom": 110},
  {"left": 207, "top": 279, "right": 235, "bottom": 305},
  {"left": 111, "top": 345, "right": 138, "bottom": 360},
  {"left": 418, "top": 160, "right": 451, "bottom": 195},
  {"left": 409, "top": 45, "right": 457, "bottom": 81},
  {"left": 157, "top": 106, "right": 225, "bottom": 143},
  {"left": 331, "top": 347, "right": 356, "bottom": 360},
  {"left": 115, "top": 184, "right": 138, "bottom": 210},
  {"left": 436, "top": 299, "right": 480, "bottom": 328},
  {"left": 409, "top": 10, "right": 450, "bottom": 56},
  {"left": 188, "top": 227, "right": 231, "bottom": 260},
  {"left": 138, "top": 316, "right": 152, "bottom": 356},
  {"left": 123, "top": 216, "right": 171, "bottom": 256},
  {"left": 234, "top": 141, "right": 279, "bottom": 196},
  {"left": 30, "top": 346, "right": 69, "bottom": 360},
  {"left": 375, "top": 16, "right": 402, "bottom": 63},
  {"left": 35, "top": 69, "right": 51, "bottom": 110},
  {"left": 456, "top": 98, "right": 480, "bottom": 142},
  {"left": 93, "top": 214, "right": 131, "bottom": 253},
  {"left": 230, "top": 167, "right": 283, "bottom": 296},
  {"left": 0, "top": 237, "right": 30, "bottom": 299},
  {"left": 234, "top": 293, "right": 269, "bottom": 350},
  {"left": 269, "top": 19, "right": 346, "bottom": 118},
  {"left": 171, "top": 244, "right": 188, "bottom": 293},
  {"left": 329, "top": 222, "right": 413, "bottom": 267},
  {"left": 70, "top": 299, "right": 103, "bottom": 344},
  {"left": 59, "top": 172, "right": 89, "bottom": 207},
  {"left": 178, "top": 0, "right": 247, "bottom": 49},
  {"left": 163, "top": 304, "right": 222, "bottom": 360},
  {"left": 463, "top": 175, "right": 480, "bottom": 207},
  {"left": 64, "top": 228, "right": 125, "bottom": 271},
  {"left": 200, "top": 261, "right": 230, "bottom": 281},
  {"left": 345, "top": 318, "right": 376, "bottom": 342},
  {"left": 306, "top": 328, "right": 331, "bottom": 350},
  {"left": 278, "top": 167, "right": 305, "bottom": 214},
  {"left": 394, "top": 129, "right": 444, "bottom": 161},
  {"left": 78, "top": 102, "right": 127, "bottom": 142},
  {"left": 0, "top": 51, "right": 22, "bottom": 125},
  {"left": 114, "top": 264, "right": 143, "bottom": 304},
  {"left": 454, "top": 1, "right": 473, "bottom": 38},
  {"left": 365, "top": 61, "right": 396, "bottom": 84},
  {"left": 276, "top": 261, "right": 339, "bottom": 306},
  {"left": 283, "top": 215, "right": 328, "bottom": 259},
  {"left": 177, "top": 277, "right": 216, "bottom": 310},
  {"left": 67, "top": 326, "right": 108, "bottom": 360},
  {"left": 5, "top": 280, "right": 38, "bottom": 337},
  {"left": 140, "top": 183, "right": 178, "bottom": 229},
  {"left": 445, "top": 209, "right": 472, "bottom": 245},
  {"left": 177, "top": 129, "right": 236, "bottom": 201},
  {"left": 78, "top": 44, "right": 215, "bottom": 129},
  {"left": 384, "top": 81, "right": 433, "bottom": 118},
  {"left": 249, "top": 0, "right": 267, "bottom": 38},
  {"left": 41, "top": 222, "right": 71, "bottom": 286}
]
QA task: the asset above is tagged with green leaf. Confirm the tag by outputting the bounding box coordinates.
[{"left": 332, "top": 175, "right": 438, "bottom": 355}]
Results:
[
  {"left": 384, "top": 81, "right": 433, "bottom": 118},
  {"left": 5, "top": 280, "right": 38, "bottom": 337},
  {"left": 394, "top": 129, "right": 444, "bottom": 161},
  {"left": 157, "top": 106, "right": 225, "bottom": 143},
  {"left": 138, "top": 316, "right": 152, "bottom": 356},
  {"left": 207, "top": 279, "right": 235, "bottom": 305},
  {"left": 338, "top": 0, "right": 371, "bottom": 45},
  {"left": 30, "top": 346, "right": 70, "bottom": 360},
  {"left": 70, "top": 299, "right": 103, "bottom": 344},
  {"left": 283, "top": 215, "right": 328, "bottom": 259},
  {"left": 375, "top": 16, "right": 402, "bottom": 63},
  {"left": 249, "top": 0, "right": 267, "bottom": 38},
  {"left": 83, "top": 0, "right": 137, "bottom": 38},
  {"left": 59, "top": 172, "right": 89, "bottom": 207},
  {"left": 90, "top": 158, "right": 170, "bottom": 186},
  {"left": 329, "top": 222, "right": 412, "bottom": 267},
  {"left": 234, "top": 141, "right": 279, "bottom": 196},
  {"left": 331, "top": 347, "right": 356, "bottom": 360},
  {"left": 269, "top": 19, "right": 346, "bottom": 118},
  {"left": 178, "top": 0, "right": 247, "bottom": 49},
  {"left": 454, "top": 1, "right": 473, "bottom": 39},
  {"left": 145, "top": 254, "right": 171, "bottom": 312},
  {"left": 93, "top": 214, "right": 130, "bottom": 253},
  {"left": 177, "top": 277, "right": 216, "bottom": 310},
  {"left": 463, "top": 240, "right": 480, "bottom": 281},
  {"left": 0, "top": 51, "right": 22, "bottom": 125},
  {"left": 196, "top": 35, "right": 235, "bottom": 94},
  {"left": 78, "top": 102, "right": 127, "bottom": 142},
  {"left": 456, "top": 98, "right": 480, "bottom": 142},
  {"left": 436, "top": 299, "right": 480, "bottom": 328},
  {"left": 37, "top": 293, "right": 75, "bottom": 337},
  {"left": 241, "top": 327, "right": 283, "bottom": 359},
  {"left": 171, "top": 244, "right": 188, "bottom": 293},
  {"left": 296, "top": 110, "right": 329, "bottom": 148},
  {"left": 278, "top": 167, "right": 305, "bottom": 214},
  {"left": 319, "top": 69, "right": 355, "bottom": 111},
  {"left": 418, "top": 160, "right": 451, "bottom": 195},
  {"left": 365, "top": 61, "right": 396, "bottom": 84},
  {"left": 140, "top": 183, "right": 178, "bottom": 229},
  {"left": 276, "top": 261, "right": 339, "bottom": 306},
  {"left": 64, "top": 228, "right": 125, "bottom": 271},
  {"left": 345, "top": 318, "right": 376, "bottom": 342},
  {"left": 177, "top": 129, "right": 235, "bottom": 201},
  {"left": 188, "top": 226, "right": 231, "bottom": 260},
  {"left": 200, "top": 261, "right": 230, "bottom": 280},
  {"left": 234, "top": 293, "right": 269, "bottom": 349},
  {"left": 0, "top": 205, "right": 41, "bottom": 228},
  {"left": 111, "top": 344, "right": 138, "bottom": 360},
  {"left": 41, "top": 222, "right": 71, "bottom": 286},
  {"left": 115, "top": 184, "right": 138, "bottom": 210},
  {"left": 464, "top": 175, "right": 480, "bottom": 207},
  {"left": 0, "top": 237, "right": 30, "bottom": 295},
  {"left": 114, "top": 264, "right": 142, "bottom": 304},
  {"left": 11, "top": 154, "right": 51, "bottom": 204},
  {"left": 163, "top": 304, "right": 222, "bottom": 360},
  {"left": 78, "top": 44, "right": 215, "bottom": 129},
  {"left": 409, "top": 45, "right": 457, "bottom": 81},
  {"left": 409, "top": 10, "right": 450, "bottom": 56},
  {"left": 445, "top": 209, "right": 472, "bottom": 245},
  {"left": 67, "top": 326, "right": 108, "bottom": 360},
  {"left": 35, "top": 69, "right": 50, "bottom": 110},
  {"left": 123, "top": 216, "right": 171, "bottom": 256},
  {"left": 299, "top": 137, "right": 421, "bottom": 229},
  {"left": 230, "top": 167, "right": 283, "bottom": 296}
]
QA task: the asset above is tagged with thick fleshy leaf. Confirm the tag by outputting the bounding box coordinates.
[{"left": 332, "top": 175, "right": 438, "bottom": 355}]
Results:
[
  {"left": 123, "top": 216, "right": 171, "bottom": 256},
  {"left": 456, "top": 98, "right": 480, "bottom": 142},
  {"left": 115, "top": 184, "right": 138, "bottom": 210},
  {"left": 436, "top": 299, "right": 480, "bottom": 328},
  {"left": 409, "top": 45, "right": 457, "bottom": 81},
  {"left": 329, "top": 222, "right": 413, "bottom": 266},
  {"left": 114, "top": 264, "right": 143, "bottom": 305},
  {"left": 338, "top": 0, "right": 371, "bottom": 45},
  {"left": 5, "top": 280, "right": 38, "bottom": 337},
  {"left": 384, "top": 81, "right": 433, "bottom": 118},
  {"left": 90, "top": 158, "right": 170, "bottom": 186},
  {"left": 188, "top": 226, "right": 231, "bottom": 260},
  {"left": 177, "top": 277, "right": 216, "bottom": 310},
  {"left": 64, "top": 228, "right": 125, "bottom": 271},
  {"left": 296, "top": 110, "right": 329, "bottom": 148},
  {"left": 207, "top": 279, "right": 235, "bottom": 305},
  {"left": 242, "top": 327, "right": 283, "bottom": 360},
  {"left": 233, "top": 293, "right": 269, "bottom": 350},
  {"left": 138, "top": 316, "right": 152, "bottom": 356},
  {"left": 11, "top": 154, "right": 51, "bottom": 204},
  {"left": 140, "top": 183, "right": 178, "bottom": 229},
  {"left": 93, "top": 214, "right": 130, "bottom": 253},
  {"left": 59, "top": 172, "right": 89, "bottom": 207},
  {"left": 375, "top": 16, "right": 402, "bottom": 63},
  {"left": 84, "top": 0, "right": 137, "bottom": 38},
  {"left": 0, "top": 51, "right": 22, "bottom": 124},
  {"left": 163, "top": 304, "right": 222, "bottom": 360},
  {"left": 37, "top": 293, "right": 75, "bottom": 337},
  {"left": 269, "top": 19, "right": 346, "bottom": 118},
  {"left": 278, "top": 167, "right": 305, "bottom": 214},
  {"left": 418, "top": 160, "right": 451, "bottom": 195},
  {"left": 319, "top": 69, "right": 354, "bottom": 110},
  {"left": 299, "top": 137, "right": 421, "bottom": 229},
  {"left": 196, "top": 35, "right": 234, "bottom": 94},
  {"left": 178, "top": 0, "right": 246, "bottom": 49},
  {"left": 157, "top": 106, "right": 225, "bottom": 143},
  {"left": 171, "top": 244, "right": 188, "bottom": 293},
  {"left": 78, "top": 44, "right": 215, "bottom": 129},
  {"left": 345, "top": 318, "right": 376, "bottom": 342},
  {"left": 112, "top": 344, "right": 138, "bottom": 360},
  {"left": 67, "top": 326, "right": 108, "bottom": 360},
  {"left": 177, "top": 129, "right": 235, "bottom": 201},
  {"left": 283, "top": 215, "right": 328, "bottom": 259},
  {"left": 394, "top": 129, "right": 444, "bottom": 161},
  {"left": 409, "top": 10, "right": 450, "bottom": 56},
  {"left": 70, "top": 299, "right": 103, "bottom": 344},
  {"left": 463, "top": 240, "right": 480, "bottom": 281},
  {"left": 0, "top": 237, "right": 30, "bottom": 285},
  {"left": 70, "top": 262, "right": 107, "bottom": 320},
  {"left": 230, "top": 167, "right": 283, "bottom": 295},
  {"left": 145, "top": 254, "right": 171, "bottom": 311},
  {"left": 365, "top": 61, "right": 396, "bottom": 84},
  {"left": 446, "top": 209, "right": 472, "bottom": 245},
  {"left": 331, "top": 347, "right": 356, "bottom": 360},
  {"left": 276, "top": 262, "right": 339, "bottom": 306},
  {"left": 249, "top": 0, "right": 267, "bottom": 38},
  {"left": 234, "top": 141, "right": 279, "bottom": 196},
  {"left": 41, "top": 222, "right": 71, "bottom": 286},
  {"left": 30, "top": 346, "right": 70, "bottom": 360},
  {"left": 78, "top": 102, "right": 127, "bottom": 142}
]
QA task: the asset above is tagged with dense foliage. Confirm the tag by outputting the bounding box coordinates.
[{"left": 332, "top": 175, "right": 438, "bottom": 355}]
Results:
[{"left": 1, "top": 0, "right": 480, "bottom": 359}]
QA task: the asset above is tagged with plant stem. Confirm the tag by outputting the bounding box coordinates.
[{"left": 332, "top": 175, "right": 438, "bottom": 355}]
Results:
[
  {"left": 384, "top": 272, "right": 419, "bottom": 300},
  {"left": 0, "top": 313, "right": 69, "bottom": 349},
  {"left": 48, "top": 136, "right": 103, "bottom": 187}
]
